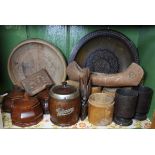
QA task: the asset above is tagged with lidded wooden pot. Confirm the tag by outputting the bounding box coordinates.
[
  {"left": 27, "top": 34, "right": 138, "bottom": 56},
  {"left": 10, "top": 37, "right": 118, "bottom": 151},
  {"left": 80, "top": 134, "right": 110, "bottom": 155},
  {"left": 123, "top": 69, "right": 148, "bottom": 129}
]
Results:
[
  {"left": 49, "top": 82, "right": 80, "bottom": 126},
  {"left": 2, "top": 85, "right": 24, "bottom": 113},
  {"left": 11, "top": 93, "right": 43, "bottom": 127}
]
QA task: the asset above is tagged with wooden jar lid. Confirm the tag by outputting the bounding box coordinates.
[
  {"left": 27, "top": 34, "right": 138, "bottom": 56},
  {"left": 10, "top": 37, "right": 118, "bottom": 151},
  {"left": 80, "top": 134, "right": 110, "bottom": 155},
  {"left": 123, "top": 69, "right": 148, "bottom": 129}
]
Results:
[
  {"left": 49, "top": 82, "right": 79, "bottom": 100},
  {"left": 8, "top": 39, "right": 67, "bottom": 87}
]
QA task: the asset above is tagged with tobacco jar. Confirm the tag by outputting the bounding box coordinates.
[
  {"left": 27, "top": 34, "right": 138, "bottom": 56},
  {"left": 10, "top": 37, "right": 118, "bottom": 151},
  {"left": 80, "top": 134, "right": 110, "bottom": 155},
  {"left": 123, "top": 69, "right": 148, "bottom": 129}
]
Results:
[
  {"left": 49, "top": 82, "right": 80, "bottom": 126},
  {"left": 2, "top": 85, "right": 24, "bottom": 113},
  {"left": 11, "top": 93, "right": 43, "bottom": 127}
]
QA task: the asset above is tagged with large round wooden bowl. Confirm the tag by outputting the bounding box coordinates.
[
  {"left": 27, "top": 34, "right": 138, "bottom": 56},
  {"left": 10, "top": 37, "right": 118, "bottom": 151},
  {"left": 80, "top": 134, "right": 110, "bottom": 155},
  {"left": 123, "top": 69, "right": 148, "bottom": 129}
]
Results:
[
  {"left": 69, "top": 29, "right": 139, "bottom": 74},
  {"left": 8, "top": 39, "right": 67, "bottom": 87}
]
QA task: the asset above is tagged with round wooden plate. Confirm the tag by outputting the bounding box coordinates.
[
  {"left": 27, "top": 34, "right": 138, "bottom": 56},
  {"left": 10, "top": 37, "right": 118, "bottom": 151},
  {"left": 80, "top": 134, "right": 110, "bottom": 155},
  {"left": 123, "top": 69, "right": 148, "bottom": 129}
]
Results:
[
  {"left": 8, "top": 39, "right": 67, "bottom": 87},
  {"left": 69, "top": 29, "right": 139, "bottom": 74}
]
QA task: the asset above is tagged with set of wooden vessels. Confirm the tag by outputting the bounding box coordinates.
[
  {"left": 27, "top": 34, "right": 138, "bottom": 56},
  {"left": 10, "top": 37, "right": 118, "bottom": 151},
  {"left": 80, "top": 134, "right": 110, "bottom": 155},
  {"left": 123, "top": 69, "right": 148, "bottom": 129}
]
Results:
[
  {"left": 1, "top": 30, "right": 154, "bottom": 128},
  {"left": 2, "top": 82, "right": 116, "bottom": 127},
  {"left": 2, "top": 66, "right": 148, "bottom": 127}
]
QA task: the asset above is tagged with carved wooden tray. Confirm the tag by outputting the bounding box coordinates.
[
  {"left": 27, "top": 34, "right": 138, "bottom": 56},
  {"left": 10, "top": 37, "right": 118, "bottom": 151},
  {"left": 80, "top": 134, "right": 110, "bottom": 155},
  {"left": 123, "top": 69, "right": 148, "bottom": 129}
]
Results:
[{"left": 8, "top": 39, "right": 66, "bottom": 87}]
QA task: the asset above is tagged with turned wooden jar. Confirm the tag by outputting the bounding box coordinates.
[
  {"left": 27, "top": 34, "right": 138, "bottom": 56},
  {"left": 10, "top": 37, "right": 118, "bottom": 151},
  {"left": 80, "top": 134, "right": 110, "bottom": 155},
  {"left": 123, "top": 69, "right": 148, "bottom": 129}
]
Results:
[
  {"left": 11, "top": 93, "right": 43, "bottom": 127},
  {"left": 88, "top": 93, "right": 114, "bottom": 126},
  {"left": 49, "top": 82, "right": 80, "bottom": 126},
  {"left": 2, "top": 85, "right": 24, "bottom": 113},
  {"left": 36, "top": 87, "right": 50, "bottom": 114}
]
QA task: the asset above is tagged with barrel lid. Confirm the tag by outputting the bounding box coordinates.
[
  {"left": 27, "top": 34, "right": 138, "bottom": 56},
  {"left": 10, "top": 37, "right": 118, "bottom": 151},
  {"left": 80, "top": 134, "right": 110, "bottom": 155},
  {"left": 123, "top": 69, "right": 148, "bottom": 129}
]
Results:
[{"left": 49, "top": 82, "right": 79, "bottom": 100}]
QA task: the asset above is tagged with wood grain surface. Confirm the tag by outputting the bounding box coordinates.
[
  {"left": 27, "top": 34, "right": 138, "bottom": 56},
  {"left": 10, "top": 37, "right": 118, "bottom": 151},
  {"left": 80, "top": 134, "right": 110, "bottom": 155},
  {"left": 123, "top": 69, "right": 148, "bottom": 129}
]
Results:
[
  {"left": 8, "top": 39, "right": 67, "bottom": 87},
  {"left": 21, "top": 69, "right": 54, "bottom": 96}
]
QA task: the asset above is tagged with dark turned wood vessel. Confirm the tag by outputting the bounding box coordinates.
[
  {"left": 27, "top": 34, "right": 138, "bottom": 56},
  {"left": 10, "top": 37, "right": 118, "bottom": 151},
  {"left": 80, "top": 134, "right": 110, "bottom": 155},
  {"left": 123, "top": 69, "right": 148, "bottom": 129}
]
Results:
[
  {"left": 49, "top": 82, "right": 80, "bottom": 126},
  {"left": 134, "top": 85, "right": 153, "bottom": 120},
  {"left": 11, "top": 93, "right": 43, "bottom": 127},
  {"left": 2, "top": 85, "right": 25, "bottom": 113},
  {"left": 114, "top": 88, "right": 138, "bottom": 126}
]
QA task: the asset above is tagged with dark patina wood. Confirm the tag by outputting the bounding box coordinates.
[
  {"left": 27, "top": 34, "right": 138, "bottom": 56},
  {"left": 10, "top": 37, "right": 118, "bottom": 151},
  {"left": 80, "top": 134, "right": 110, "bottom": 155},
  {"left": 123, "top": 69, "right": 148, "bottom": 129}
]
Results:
[
  {"left": 49, "top": 83, "right": 81, "bottom": 126},
  {"left": 11, "top": 93, "right": 43, "bottom": 127},
  {"left": 2, "top": 85, "right": 25, "bottom": 113}
]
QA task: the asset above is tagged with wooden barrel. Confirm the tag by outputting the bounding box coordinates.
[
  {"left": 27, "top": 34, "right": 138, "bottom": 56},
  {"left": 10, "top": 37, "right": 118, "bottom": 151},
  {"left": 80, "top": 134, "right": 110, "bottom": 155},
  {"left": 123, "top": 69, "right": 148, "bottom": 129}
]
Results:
[{"left": 88, "top": 93, "right": 114, "bottom": 126}]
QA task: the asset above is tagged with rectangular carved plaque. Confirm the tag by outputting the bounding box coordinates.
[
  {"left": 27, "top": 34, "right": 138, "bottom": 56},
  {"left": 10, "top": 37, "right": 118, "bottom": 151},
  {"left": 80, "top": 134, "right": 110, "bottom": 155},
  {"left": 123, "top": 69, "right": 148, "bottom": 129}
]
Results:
[{"left": 21, "top": 69, "right": 54, "bottom": 96}]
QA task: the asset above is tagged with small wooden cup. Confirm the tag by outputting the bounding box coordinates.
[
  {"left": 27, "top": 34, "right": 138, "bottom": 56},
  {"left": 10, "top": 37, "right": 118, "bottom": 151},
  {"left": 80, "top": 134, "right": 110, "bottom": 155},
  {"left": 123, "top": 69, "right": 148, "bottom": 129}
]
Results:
[{"left": 88, "top": 93, "right": 114, "bottom": 126}]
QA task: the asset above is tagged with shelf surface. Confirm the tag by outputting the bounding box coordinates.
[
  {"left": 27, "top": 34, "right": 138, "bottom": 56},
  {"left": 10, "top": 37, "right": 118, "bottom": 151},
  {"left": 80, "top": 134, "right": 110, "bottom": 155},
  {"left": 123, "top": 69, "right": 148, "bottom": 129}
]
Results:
[{"left": 2, "top": 112, "right": 151, "bottom": 129}]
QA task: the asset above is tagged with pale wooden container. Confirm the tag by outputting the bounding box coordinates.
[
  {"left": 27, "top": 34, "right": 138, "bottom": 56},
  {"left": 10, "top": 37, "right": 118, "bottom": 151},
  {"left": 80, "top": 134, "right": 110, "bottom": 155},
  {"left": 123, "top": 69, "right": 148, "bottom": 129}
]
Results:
[{"left": 88, "top": 93, "right": 114, "bottom": 126}]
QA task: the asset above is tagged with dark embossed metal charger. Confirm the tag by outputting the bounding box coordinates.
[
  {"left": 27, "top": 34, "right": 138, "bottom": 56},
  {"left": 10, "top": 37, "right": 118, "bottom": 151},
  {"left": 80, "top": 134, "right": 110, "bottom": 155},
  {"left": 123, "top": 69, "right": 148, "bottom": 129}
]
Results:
[{"left": 69, "top": 29, "right": 139, "bottom": 74}]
